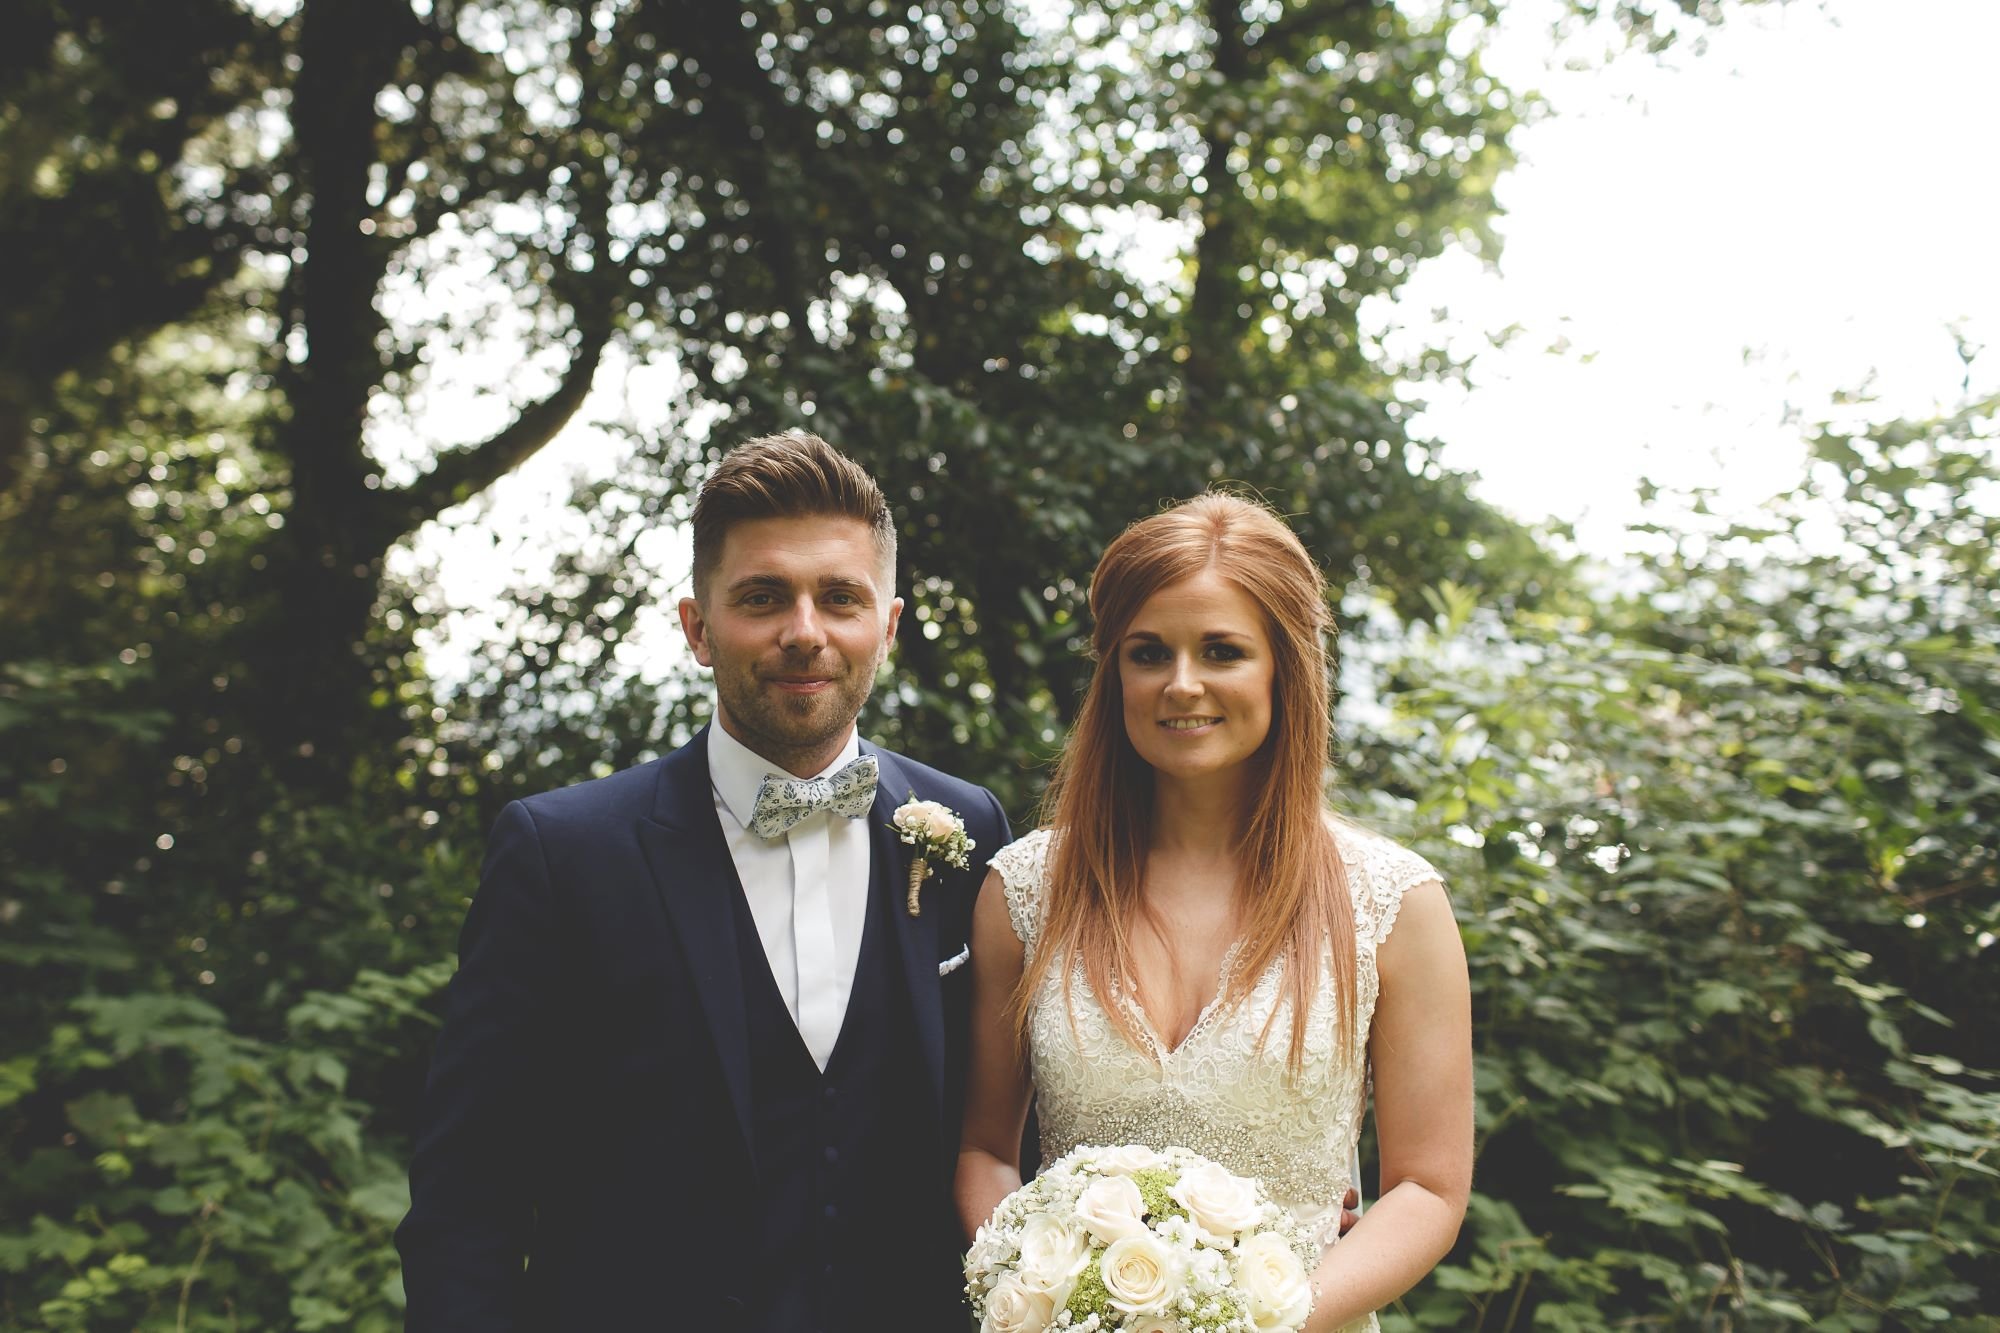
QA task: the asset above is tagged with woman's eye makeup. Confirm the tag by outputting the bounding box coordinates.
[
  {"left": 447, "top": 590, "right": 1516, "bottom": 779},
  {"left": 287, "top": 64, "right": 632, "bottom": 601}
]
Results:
[{"left": 1124, "top": 639, "right": 1249, "bottom": 664}]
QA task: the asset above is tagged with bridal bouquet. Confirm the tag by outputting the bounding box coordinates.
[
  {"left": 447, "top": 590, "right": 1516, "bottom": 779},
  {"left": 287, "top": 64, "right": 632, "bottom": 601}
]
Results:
[{"left": 964, "top": 1144, "right": 1317, "bottom": 1333}]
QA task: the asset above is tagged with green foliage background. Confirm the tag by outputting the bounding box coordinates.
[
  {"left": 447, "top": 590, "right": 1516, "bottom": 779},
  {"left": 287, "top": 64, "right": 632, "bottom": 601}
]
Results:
[{"left": 3, "top": 1, "right": 1996, "bottom": 1329}]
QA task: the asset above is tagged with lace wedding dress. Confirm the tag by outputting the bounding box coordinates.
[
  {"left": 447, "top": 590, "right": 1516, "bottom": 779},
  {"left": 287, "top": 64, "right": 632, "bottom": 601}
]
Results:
[{"left": 988, "top": 825, "right": 1443, "bottom": 1333}]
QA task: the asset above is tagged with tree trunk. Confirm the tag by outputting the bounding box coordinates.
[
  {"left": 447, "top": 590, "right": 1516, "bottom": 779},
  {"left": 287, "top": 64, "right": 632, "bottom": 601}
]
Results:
[
  {"left": 1184, "top": 0, "right": 1249, "bottom": 426},
  {"left": 258, "top": 0, "right": 408, "bottom": 786}
]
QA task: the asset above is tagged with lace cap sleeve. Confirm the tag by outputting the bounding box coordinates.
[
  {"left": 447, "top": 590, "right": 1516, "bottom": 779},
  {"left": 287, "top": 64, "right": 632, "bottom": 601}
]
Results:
[
  {"left": 987, "top": 827, "right": 1053, "bottom": 957},
  {"left": 1341, "top": 827, "right": 1445, "bottom": 950}
]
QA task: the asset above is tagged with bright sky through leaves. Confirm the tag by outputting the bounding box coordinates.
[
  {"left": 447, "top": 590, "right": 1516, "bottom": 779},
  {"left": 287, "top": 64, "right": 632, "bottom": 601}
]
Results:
[{"left": 1379, "top": 0, "right": 2000, "bottom": 554}]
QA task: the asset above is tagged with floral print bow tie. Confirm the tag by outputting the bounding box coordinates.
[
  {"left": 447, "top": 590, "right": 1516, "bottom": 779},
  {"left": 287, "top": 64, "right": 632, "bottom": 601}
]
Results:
[{"left": 747, "top": 755, "right": 880, "bottom": 839}]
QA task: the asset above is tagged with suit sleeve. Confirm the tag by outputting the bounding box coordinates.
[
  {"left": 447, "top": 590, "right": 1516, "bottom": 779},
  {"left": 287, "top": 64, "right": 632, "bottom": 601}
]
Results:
[
  {"left": 397, "top": 800, "right": 566, "bottom": 1331},
  {"left": 980, "top": 786, "right": 1014, "bottom": 859}
]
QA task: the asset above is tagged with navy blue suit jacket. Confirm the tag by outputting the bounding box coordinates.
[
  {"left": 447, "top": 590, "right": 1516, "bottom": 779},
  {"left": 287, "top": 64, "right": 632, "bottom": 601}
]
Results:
[{"left": 396, "top": 729, "right": 1011, "bottom": 1331}]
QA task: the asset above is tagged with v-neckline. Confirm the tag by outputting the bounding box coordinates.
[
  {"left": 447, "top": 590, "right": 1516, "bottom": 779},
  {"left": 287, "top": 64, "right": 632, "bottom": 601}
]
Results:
[{"left": 1117, "top": 936, "right": 1247, "bottom": 1058}]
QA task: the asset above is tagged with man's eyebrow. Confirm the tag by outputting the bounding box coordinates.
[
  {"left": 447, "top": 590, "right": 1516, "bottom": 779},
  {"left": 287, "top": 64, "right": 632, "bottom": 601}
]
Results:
[{"left": 723, "top": 573, "right": 876, "bottom": 595}]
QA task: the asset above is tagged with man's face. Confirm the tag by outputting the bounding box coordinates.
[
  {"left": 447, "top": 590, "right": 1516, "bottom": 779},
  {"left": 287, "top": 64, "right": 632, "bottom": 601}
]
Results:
[{"left": 678, "top": 514, "right": 901, "bottom": 776}]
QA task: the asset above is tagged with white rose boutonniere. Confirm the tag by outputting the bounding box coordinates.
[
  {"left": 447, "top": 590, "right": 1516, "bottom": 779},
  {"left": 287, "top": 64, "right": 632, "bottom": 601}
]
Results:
[{"left": 890, "top": 794, "right": 973, "bottom": 916}]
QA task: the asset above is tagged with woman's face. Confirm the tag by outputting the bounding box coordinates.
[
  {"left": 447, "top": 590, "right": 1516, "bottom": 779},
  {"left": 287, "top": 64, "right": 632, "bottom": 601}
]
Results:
[{"left": 1117, "top": 569, "right": 1277, "bottom": 785}]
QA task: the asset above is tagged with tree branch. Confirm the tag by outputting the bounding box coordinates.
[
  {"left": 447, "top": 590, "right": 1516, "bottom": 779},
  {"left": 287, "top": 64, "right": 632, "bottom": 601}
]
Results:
[{"left": 385, "top": 310, "right": 614, "bottom": 539}]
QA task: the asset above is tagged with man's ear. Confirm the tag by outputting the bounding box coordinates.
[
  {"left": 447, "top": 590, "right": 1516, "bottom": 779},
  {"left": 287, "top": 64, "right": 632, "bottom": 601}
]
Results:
[
  {"left": 677, "top": 596, "right": 714, "bottom": 668},
  {"left": 882, "top": 595, "right": 904, "bottom": 653}
]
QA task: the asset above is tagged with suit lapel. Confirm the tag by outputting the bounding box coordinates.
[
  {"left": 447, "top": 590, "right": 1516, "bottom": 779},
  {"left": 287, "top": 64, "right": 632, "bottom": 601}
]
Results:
[
  {"left": 867, "top": 746, "right": 946, "bottom": 1120},
  {"left": 636, "top": 730, "right": 755, "bottom": 1165}
]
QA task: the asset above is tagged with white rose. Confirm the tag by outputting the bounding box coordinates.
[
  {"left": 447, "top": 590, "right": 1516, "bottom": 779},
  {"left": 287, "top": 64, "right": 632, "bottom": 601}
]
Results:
[
  {"left": 1015, "top": 1214, "right": 1090, "bottom": 1302},
  {"left": 1074, "top": 1174, "right": 1148, "bottom": 1245},
  {"left": 1093, "top": 1144, "right": 1163, "bottom": 1175},
  {"left": 1233, "top": 1233, "right": 1313, "bottom": 1331},
  {"left": 1099, "top": 1232, "right": 1181, "bottom": 1316},
  {"left": 1170, "top": 1163, "right": 1264, "bottom": 1243},
  {"left": 982, "top": 1272, "right": 1056, "bottom": 1333},
  {"left": 923, "top": 804, "right": 960, "bottom": 839},
  {"left": 1125, "top": 1319, "right": 1180, "bottom": 1333}
]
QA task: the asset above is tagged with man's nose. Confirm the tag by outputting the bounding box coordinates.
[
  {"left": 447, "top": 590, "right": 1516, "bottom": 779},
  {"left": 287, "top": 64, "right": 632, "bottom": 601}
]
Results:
[{"left": 778, "top": 599, "right": 827, "bottom": 652}]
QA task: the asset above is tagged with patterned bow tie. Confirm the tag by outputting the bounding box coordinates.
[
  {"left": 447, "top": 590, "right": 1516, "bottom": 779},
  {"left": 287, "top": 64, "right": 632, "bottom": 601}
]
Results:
[{"left": 747, "top": 754, "right": 879, "bottom": 839}]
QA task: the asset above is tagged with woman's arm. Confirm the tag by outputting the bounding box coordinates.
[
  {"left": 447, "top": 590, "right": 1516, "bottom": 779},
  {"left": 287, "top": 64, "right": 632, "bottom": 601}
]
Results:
[
  {"left": 953, "top": 866, "right": 1036, "bottom": 1240},
  {"left": 1305, "top": 879, "right": 1473, "bottom": 1331}
]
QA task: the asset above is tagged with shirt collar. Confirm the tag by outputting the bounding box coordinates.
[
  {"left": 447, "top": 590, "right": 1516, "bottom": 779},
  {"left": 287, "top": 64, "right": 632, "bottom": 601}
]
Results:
[{"left": 706, "top": 709, "right": 861, "bottom": 829}]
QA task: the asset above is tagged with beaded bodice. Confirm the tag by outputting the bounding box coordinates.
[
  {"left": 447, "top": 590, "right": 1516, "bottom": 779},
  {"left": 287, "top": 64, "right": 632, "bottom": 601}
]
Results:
[{"left": 989, "top": 825, "right": 1440, "bottom": 1266}]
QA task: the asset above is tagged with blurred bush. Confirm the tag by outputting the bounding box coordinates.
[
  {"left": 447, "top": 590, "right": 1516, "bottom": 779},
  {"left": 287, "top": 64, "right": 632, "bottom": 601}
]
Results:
[{"left": 1354, "top": 401, "right": 2000, "bottom": 1330}]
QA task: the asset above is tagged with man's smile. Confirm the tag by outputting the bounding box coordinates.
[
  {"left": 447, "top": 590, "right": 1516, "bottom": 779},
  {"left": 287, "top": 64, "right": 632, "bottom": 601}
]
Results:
[{"left": 769, "top": 676, "right": 835, "bottom": 694}]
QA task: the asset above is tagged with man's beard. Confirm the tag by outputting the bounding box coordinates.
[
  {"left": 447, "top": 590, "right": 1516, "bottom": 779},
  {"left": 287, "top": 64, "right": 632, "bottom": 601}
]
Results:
[{"left": 719, "top": 656, "right": 877, "bottom": 763}]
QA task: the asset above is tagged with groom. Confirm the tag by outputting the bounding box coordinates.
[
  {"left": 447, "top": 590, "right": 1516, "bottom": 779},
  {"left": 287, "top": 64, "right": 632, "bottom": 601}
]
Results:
[{"left": 397, "top": 432, "right": 1011, "bottom": 1331}]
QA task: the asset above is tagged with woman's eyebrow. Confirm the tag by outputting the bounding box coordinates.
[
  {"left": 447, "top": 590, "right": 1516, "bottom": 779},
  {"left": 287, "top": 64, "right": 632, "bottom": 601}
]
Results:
[{"left": 1122, "top": 629, "right": 1249, "bottom": 641}]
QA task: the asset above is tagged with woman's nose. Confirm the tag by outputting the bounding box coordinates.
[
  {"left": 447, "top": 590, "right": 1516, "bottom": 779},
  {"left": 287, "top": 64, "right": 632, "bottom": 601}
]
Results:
[{"left": 1163, "top": 657, "right": 1202, "bottom": 701}]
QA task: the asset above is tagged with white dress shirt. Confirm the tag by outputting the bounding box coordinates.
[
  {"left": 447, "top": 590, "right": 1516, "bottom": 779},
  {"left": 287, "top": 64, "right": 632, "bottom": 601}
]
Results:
[{"left": 707, "top": 718, "right": 872, "bottom": 1070}]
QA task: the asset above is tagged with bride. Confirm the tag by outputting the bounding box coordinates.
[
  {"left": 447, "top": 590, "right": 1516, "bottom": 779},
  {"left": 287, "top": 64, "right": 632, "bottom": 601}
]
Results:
[{"left": 954, "top": 495, "right": 1472, "bottom": 1331}]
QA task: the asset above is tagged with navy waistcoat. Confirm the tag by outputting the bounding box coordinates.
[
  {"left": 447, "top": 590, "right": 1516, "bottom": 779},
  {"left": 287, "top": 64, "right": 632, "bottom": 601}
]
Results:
[{"left": 729, "top": 853, "right": 938, "bottom": 1333}]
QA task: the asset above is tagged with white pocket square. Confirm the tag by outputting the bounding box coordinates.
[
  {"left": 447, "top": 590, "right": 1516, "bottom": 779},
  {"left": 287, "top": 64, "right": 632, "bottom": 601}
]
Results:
[{"left": 937, "top": 946, "right": 971, "bottom": 977}]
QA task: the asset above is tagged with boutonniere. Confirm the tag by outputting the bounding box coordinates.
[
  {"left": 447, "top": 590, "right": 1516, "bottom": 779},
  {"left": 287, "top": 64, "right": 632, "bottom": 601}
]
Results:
[{"left": 890, "top": 795, "right": 974, "bottom": 916}]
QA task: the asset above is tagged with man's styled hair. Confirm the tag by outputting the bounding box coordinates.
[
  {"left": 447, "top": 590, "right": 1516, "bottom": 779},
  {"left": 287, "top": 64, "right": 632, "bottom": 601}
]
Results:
[{"left": 689, "top": 431, "right": 897, "bottom": 599}]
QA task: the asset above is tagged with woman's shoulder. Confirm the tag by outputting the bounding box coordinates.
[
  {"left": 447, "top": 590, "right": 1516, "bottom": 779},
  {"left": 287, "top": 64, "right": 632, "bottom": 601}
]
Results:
[
  {"left": 987, "top": 827, "right": 1055, "bottom": 949},
  {"left": 988, "top": 825, "right": 1054, "bottom": 886},
  {"left": 1329, "top": 818, "right": 1446, "bottom": 948}
]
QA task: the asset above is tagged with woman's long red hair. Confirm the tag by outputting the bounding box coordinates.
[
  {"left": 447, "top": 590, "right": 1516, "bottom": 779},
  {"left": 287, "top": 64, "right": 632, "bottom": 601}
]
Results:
[{"left": 1015, "top": 494, "right": 1356, "bottom": 1072}]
